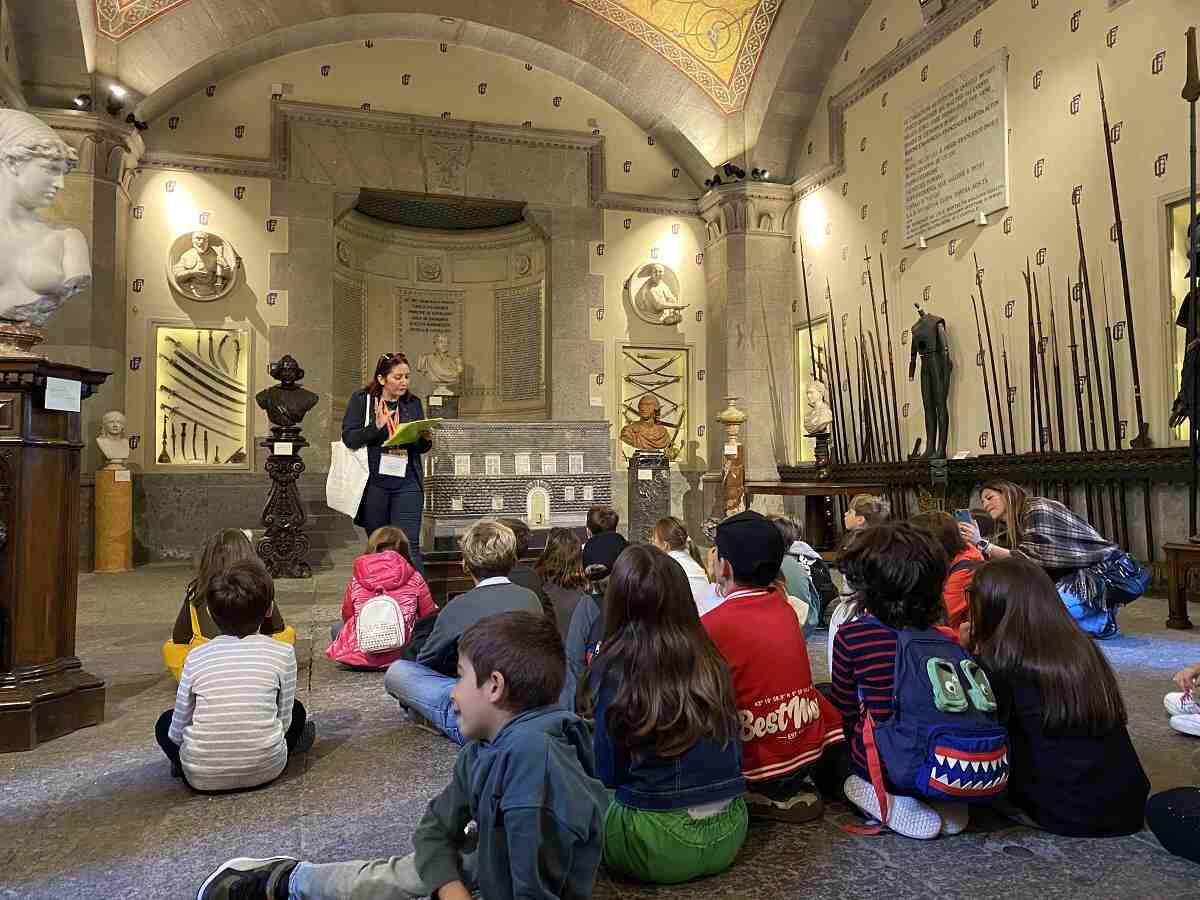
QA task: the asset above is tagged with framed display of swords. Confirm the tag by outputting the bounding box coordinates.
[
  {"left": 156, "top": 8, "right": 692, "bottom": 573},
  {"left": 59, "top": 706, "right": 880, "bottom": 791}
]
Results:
[{"left": 152, "top": 324, "right": 250, "bottom": 468}]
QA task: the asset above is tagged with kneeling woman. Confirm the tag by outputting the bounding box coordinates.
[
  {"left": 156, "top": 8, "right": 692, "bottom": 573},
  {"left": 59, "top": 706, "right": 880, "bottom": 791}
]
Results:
[
  {"left": 958, "top": 480, "right": 1149, "bottom": 638},
  {"left": 580, "top": 544, "right": 747, "bottom": 885}
]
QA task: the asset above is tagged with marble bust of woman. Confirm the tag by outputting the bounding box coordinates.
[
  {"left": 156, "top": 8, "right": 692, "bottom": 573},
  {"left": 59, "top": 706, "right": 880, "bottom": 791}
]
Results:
[
  {"left": 96, "top": 411, "right": 130, "bottom": 469},
  {"left": 0, "top": 110, "right": 91, "bottom": 331}
]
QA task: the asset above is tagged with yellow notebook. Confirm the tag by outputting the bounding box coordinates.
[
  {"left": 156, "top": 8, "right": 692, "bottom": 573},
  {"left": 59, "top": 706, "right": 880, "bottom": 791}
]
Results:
[{"left": 382, "top": 417, "right": 443, "bottom": 448}]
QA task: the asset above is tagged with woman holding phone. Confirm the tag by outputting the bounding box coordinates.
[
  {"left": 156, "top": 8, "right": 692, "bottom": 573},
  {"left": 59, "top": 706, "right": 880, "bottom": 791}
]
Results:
[
  {"left": 957, "top": 480, "right": 1149, "bottom": 639},
  {"left": 342, "top": 353, "right": 434, "bottom": 574}
]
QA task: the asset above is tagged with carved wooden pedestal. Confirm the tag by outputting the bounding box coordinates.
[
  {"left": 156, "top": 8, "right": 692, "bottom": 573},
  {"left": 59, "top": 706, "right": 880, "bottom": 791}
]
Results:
[
  {"left": 257, "top": 426, "right": 312, "bottom": 579},
  {"left": 0, "top": 360, "right": 109, "bottom": 752},
  {"left": 1163, "top": 542, "right": 1198, "bottom": 630}
]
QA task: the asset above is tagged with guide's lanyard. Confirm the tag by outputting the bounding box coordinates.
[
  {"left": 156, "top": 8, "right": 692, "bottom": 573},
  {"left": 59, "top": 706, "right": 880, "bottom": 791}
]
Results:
[{"left": 382, "top": 402, "right": 402, "bottom": 453}]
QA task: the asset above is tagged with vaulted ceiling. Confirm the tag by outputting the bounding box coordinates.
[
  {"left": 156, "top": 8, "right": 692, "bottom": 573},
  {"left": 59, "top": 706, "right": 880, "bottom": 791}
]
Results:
[{"left": 14, "top": 0, "right": 870, "bottom": 183}]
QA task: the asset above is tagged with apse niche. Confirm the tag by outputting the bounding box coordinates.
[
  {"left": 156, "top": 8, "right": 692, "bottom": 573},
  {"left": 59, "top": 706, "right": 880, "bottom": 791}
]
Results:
[{"left": 331, "top": 190, "right": 548, "bottom": 424}]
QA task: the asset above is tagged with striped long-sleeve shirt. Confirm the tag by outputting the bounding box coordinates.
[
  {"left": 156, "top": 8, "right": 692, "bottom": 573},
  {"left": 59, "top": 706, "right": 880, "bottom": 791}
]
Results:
[
  {"left": 168, "top": 634, "right": 296, "bottom": 792},
  {"left": 830, "top": 616, "right": 899, "bottom": 782}
]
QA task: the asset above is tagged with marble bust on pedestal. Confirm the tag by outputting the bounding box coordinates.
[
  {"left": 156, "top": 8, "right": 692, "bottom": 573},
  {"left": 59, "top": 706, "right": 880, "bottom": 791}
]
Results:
[
  {"left": 803, "top": 382, "right": 834, "bottom": 436},
  {"left": 0, "top": 110, "right": 92, "bottom": 354},
  {"left": 417, "top": 333, "right": 464, "bottom": 396},
  {"left": 96, "top": 411, "right": 130, "bottom": 469}
]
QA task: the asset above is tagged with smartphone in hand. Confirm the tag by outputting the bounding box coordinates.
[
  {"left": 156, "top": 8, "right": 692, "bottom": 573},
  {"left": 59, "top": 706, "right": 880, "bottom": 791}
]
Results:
[{"left": 953, "top": 509, "right": 974, "bottom": 524}]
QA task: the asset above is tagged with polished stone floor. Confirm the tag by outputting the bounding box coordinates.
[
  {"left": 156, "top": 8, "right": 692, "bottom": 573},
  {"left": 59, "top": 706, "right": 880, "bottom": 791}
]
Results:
[{"left": 4, "top": 562, "right": 1200, "bottom": 900}]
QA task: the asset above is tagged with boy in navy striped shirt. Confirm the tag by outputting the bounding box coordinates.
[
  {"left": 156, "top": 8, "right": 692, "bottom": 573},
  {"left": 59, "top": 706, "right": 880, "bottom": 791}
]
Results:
[{"left": 830, "top": 524, "right": 966, "bottom": 839}]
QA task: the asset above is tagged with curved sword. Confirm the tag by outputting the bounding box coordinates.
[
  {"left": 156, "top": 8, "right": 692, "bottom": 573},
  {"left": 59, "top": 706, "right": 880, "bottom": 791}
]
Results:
[{"left": 165, "top": 336, "right": 246, "bottom": 391}]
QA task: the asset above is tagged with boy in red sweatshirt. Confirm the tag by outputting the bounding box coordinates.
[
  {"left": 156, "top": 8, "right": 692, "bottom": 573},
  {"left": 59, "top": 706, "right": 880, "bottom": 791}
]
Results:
[{"left": 701, "top": 511, "right": 845, "bottom": 823}]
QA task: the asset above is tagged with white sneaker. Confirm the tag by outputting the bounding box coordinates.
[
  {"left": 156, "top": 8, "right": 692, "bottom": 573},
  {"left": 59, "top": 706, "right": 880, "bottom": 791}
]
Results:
[
  {"left": 843, "top": 774, "right": 942, "bottom": 840},
  {"left": 1164, "top": 692, "right": 1200, "bottom": 716},
  {"left": 1169, "top": 714, "right": 1200, "bottom": 737},
  {"left": 932, "top": 801, "right": 970, "bottom": 836}
]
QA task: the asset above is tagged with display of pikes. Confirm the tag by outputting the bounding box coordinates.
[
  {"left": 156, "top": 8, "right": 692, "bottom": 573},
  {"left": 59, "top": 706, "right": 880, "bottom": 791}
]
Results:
[
  {"left": 159, "top": 331, "right": 247, "bottom": 464},
  {"left": 1184, "top": 25, "right": 1199, "bottom": 538},
  {"left": 973, "top": 255, "right": 1010, "bottom": 455}
]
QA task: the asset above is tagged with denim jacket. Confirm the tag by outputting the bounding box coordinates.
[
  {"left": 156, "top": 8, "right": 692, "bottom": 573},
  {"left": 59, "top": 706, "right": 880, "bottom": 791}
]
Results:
[{"left": 591, "top": 661, "right": 746, "bottom": 811}]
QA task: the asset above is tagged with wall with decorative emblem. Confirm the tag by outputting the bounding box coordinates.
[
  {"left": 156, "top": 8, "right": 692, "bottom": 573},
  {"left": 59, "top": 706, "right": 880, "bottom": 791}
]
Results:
[{"left": 790, "top": 0, "right": 1196, "bottom": 546}]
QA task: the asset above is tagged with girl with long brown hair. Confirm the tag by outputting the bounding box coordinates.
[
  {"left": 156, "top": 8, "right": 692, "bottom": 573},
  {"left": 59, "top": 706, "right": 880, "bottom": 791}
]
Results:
[
  {"left": 534, "top": 527, "right": 587, "bottom": 639},
  {"left": 968, "top": 557, "right": 1149, "bottom": 836},
  {"left": 162, "top": 528, "right": 294, "bottom": 679},
  {"left": 341, "top": 352, "right": 435, "bottom": 574},
  {"left": 580, "top": 544, "right": 748, "bottom": 884},
  {"left": 958, "top": 479, "right": 1150, "bottom": 639}
]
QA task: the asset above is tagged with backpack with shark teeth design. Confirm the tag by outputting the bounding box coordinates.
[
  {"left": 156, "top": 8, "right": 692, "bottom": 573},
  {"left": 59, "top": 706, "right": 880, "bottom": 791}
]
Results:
[{"left": 859, "top": 627, "right": 1009, "bottom": 822}]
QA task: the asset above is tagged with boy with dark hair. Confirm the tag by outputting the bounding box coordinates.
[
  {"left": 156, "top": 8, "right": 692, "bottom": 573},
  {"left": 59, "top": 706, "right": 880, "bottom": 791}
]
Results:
[
  {"left": 701, "top": 511, "right": 845, "bottom": 823},
  {"left": 198, "top": 611, "right": 609, "bottom": 900},
  {"left": 385, "top": 519, "right": 543, "bottom": 744},
  {"left": 585, "top": 504, "right": 619, "bottom": 537},
  {"left": 155, "top": 559, "right": 314, "bottom": 791}
]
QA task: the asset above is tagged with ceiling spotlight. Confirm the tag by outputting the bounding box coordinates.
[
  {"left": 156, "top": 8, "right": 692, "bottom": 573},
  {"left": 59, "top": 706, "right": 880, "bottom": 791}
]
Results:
[
  {"left": 125, "top": 113, "right": 148, "bottom": 132},
  {"left": 73, "top": 93, "right": 92, "bottom": 111},
  {"left": 751, "top": 168, "right": 771, "bottom": 181},
  {"left": 105, "top": 89, "right": 126, "bottom": 116},
  {"left": 108, "top": 84, "right": 127, "bottom": 99}
]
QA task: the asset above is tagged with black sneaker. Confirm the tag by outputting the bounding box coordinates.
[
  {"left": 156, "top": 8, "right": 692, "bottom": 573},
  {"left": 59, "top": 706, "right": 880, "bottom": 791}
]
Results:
[
  {"left": 293, "top": 720, "right": 316, "bottom": 754},
  {"left": 196, "top": 857, "right": 298, "bottom": 900}
]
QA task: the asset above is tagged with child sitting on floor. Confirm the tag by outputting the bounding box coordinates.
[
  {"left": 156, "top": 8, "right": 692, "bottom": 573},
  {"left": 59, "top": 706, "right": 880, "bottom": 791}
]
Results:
[
  {"left": 581, "top": 544, "right": 747, "bottom": 884},
  {"left": 702, "top": 511, "right": 846, "bottom": 823},
  {"left": 831, "top": 524, "right": 969, "bottom": 839},
  {"left": 909, "top": 510, "right": 982, "bottom": 631},
  {"left": 969, "top": 557, "right": 1149, "bottom": 836},
  {"left": 826, "top": 494, "right": 891, "bottom": 664},
  {"left": 162, "top": 528, "right": 294, "bottom": 680},
  {"left": 157, "top": 558, "right": 314, "bottom": 792},
  {"left": 327, "top": 526, "right": 436, "bottom": 669},
  {"left": 198, "top": 611, "right": 609, "bottom": 900}
]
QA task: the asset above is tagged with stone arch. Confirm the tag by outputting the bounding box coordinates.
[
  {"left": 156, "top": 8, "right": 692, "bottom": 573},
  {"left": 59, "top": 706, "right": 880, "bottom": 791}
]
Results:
[
  {"left": 527, "top": 486, "right": 550, "bottom": 527},
  {"left": 124, "top": 9, "right": 719, "bottom": 183}
]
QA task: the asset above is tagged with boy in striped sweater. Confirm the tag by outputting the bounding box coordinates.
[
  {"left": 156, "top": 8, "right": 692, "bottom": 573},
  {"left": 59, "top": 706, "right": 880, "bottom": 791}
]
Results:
[
  {"left": 155, "top": 559, "right": 314, "bottom": 792},
  {"left": 831, "top": 523, "right": 966, "bottom": 839}
]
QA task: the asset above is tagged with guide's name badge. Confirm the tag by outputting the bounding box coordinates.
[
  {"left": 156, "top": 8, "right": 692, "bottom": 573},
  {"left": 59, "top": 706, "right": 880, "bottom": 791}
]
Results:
[{"left": 379, "top": 454, "right": 408, "bottom": 477}]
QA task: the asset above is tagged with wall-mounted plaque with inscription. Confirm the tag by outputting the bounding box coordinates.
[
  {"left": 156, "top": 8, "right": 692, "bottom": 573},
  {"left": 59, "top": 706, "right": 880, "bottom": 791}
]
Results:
[{"left": 902, "top": 49, "right": 1010, "bottom": 247}]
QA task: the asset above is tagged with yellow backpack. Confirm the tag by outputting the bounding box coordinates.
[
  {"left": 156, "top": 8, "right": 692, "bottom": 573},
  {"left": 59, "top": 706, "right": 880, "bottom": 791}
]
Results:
[{"left": 162, "top": 602, "right": 296, "bottom": 681}]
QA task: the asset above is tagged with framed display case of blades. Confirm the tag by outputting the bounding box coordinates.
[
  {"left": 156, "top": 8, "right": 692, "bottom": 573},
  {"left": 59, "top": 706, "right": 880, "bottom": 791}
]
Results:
[{"left": 151, "top": 324, "right": 250, "bottom": 469}]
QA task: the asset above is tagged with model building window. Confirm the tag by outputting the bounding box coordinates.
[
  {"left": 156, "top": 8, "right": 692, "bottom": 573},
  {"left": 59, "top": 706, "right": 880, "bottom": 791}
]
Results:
[
  {"left": 485, "top": 454, "right": 501, "bottom": 476},
  {"left": 491, "top": 496, "right": 504, "bottom": 511},
  {"left": 454, "top": 454, "right": 471, "bottom": 476},
  {"left": 564, "top": 486, "right": 575, "bottom": 502},
  {"left": 583, "top": 485, "right": 594, "bottom": 501},
  {"left": 515, "top": 452, "right": 531, "bottom": 475},
  {"left": 541, "top": 453, "right": 557, "bottom": 475},
  {"left": 569, "top": 453, "right": 584, "bottom": 474}
]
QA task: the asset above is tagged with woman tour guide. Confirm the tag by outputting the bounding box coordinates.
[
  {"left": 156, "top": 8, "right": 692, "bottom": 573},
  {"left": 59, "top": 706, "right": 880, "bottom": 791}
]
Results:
[{"left": 342, "top": 353, "right": 434, "bottom": 573}]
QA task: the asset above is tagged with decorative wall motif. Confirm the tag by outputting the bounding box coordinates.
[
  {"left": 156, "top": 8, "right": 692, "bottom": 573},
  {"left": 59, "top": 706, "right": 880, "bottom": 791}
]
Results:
[
  {"left": 567, "top": 0, "right": 782, "bottom": 113},
  {"left": 495, "top": 285, "right": 544, "bottom": 402},
  {"left": 153, "top": 325, "right": 249, "bottom": 468},
  {"left": 423, "top": 137, "right": 472, "bottom": 195},
  {"left": 95, "top": 0, "right": 192, "bottom": 40},
  {"left": 416, "top": 257, "right": 443, "bottom": 283}
]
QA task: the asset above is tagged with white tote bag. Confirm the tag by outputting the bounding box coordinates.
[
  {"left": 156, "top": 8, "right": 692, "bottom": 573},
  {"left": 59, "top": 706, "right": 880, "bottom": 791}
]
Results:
[{"left": 326, "top": 397, "right": 371, "bottom": 517}]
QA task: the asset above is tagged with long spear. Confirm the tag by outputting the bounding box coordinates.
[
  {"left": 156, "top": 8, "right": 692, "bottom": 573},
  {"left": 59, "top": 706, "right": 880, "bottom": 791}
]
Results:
[
  {"left": 799, "top": 231, "right": 818, "bottom": 381},
  {"left": 1023, "top": 261, "right": 1044, "bottom": 453},
  {"left": 879, "top": 251, "right": 903, "bottom": 463},
  {"left": 854, "top": 334, "right": 873, "bottom": 460},
  {"left": 1076, "top": 204, "right": 1111, "bottom": 451},
  {"left": 1001, "top": 332, "right": 1016, "bottom": 454},
  {"left": 1098, "top": 64, "right": 1151, "bottom": 448},
  {"left": 1048, "top": 271, "right": 1069, "bottom": 452},
  {"left": 970, "top": 295, "right": 999, "bottom": 455},
  {"left": 843, "top": 311, "right": 862, "bottom": 462},
  {"left": 976, "top": 254, "right": 1008, "bottom": 454},
  {"left": 829, "top": 281, "right": 855, "bottom": 463},
  {"left": 1101, "top": 261, "right": 1131, "bottom": 548},
  {"left": 1032, "top": 269, "right": 1054, "bottom": 452},
  {"left": 1067, "top": 276, "right": 1097, "bottom": 525},
  {"left": 869, "top": 329, "right": 894, "bottom": 461},
  {"left": 1184, "top": 25, "right": 1199, "bottom": 539}
]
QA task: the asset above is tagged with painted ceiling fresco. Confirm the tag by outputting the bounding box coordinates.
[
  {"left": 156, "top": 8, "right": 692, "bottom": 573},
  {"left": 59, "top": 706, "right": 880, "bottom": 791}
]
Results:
[
  {"left": 95, "top": 0, "right": 192, "bottom": 40},
  {"left": 95, "top": 0, "right": 781, "bottom": 112},
  {"left": 567, "top": 0, "right": 780, "bottom": 113}
]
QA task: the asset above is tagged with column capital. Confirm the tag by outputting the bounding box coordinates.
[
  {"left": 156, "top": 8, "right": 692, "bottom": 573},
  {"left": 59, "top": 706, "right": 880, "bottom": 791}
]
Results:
[
  {"left": 32, "top": 109, "right": 144, "bottom": 188},
  {"left": 698, "top": 181, "right": 795, "bottom": 244}
]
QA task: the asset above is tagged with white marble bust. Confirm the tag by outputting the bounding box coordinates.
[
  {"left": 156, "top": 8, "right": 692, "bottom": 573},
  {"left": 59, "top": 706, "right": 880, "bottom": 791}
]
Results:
[
  {"left": 803, "top": 381, "right": 833, "bottom": 436},
  {"left": 96, "top": 410, "right": 131, "bottom": 469},
  {"left": 0, "top": 110, "right": 91, "bottom": 327},
  {"left": 631, "top": 263, "right": 689, "bottom": 326},
  {"left": 417, "top": 333, "right": 464, "bottom": 394}
]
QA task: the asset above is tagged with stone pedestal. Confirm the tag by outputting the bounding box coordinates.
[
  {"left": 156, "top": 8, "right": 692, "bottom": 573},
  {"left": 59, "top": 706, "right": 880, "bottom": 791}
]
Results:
[
  {"left": 628, "top": 450, "right": 670, "bottom": 543},
  {"left": 94, "top": 467, "right": 133, "bottom": 573},
  {"left": 813, "top": 432, "right": 831, "bottom": 480},
  {"left": 257, "top": 425, "right": 312, "bottom": 579},
  {"left": 427, "top": 393, "right": 459, "bottom": 419},
  {"left": 0, "top": 360, "right": 110, "bottom": 752}
]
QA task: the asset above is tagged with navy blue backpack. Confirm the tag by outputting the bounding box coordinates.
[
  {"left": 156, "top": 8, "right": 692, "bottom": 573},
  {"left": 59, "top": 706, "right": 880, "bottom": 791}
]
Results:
[{"left": 856, "top": 625, "right": 1009, "bottom": 829}]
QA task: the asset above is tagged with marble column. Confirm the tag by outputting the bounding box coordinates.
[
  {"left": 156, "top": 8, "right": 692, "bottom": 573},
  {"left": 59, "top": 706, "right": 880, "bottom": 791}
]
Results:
[{"left": 700, "top": 182, "right": 796, "bottom": 484}]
